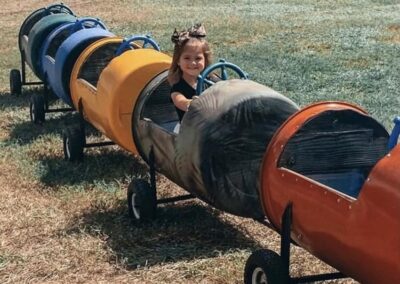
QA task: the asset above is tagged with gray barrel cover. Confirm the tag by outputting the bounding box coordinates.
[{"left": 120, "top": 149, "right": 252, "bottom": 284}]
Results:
[{"left": 175, "top": 79, "right": 299, "bottom": 218}]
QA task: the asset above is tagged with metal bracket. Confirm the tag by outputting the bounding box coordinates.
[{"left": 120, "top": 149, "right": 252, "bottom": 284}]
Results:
[
  {"left": 148, "top": 146, "right": 194, "bottom": 205},
  {"left": 280, "top": 203, "right": 348, "bottom": 283},
  {"left": 77, "top": 99, "right": 114, "bottom": 148}
]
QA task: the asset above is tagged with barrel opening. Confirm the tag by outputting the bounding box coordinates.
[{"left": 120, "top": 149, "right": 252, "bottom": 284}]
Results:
[
  {"left": 46, "top": 28, "right": 71, "bottom": 59},
  {"left": 141, "top": 77, "right": 179, "bottom": 132},
  {"left": 78, "top": 42, "right": 120, "bottom": 87},
  {"left": 278, "top": 109, "right": 389, "bottom": 198},
  {"left": 19, "top": 10, "right": 46, "bottom": 42}
]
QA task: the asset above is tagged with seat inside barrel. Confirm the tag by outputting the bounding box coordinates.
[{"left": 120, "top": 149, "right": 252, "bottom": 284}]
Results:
[
  {"left": 278, "top": 109, "right": 389, "bottom": 198},
  {"left": 46, "top": 28, "right": 71, "bottom": 59},
  {"left": 78, "top": 42, "right": 121, "bottom": 87},
  {"left": 141, "top": 76, "right": 180, "bottom": 133}
]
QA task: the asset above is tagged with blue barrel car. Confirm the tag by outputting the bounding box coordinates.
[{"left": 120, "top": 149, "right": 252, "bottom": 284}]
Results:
[
  {"left": 9, "top": 3, "right": 76, "bottom": 96},
  {"left": 29, "top": 17, "right": 113, "bottom": 123}
]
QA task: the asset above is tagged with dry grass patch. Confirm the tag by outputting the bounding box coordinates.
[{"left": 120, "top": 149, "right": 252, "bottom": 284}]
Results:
[
  {"left": 385, "top": 23, "right": 400, "bottom": 43},
  {"left": 0, "top": 155, "right": 359, "bottom": 283},
  {"left": 2, "top": 0, "right": 398, "bottom": 283}
]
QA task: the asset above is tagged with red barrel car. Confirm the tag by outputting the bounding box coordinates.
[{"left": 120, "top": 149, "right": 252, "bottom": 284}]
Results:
[{"left": 245, "top": 102, "right": 400, "bottom": 284}]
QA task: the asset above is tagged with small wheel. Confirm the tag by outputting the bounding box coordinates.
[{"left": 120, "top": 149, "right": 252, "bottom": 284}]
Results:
[
  {"left": 10, "top": 69, "right": 22, "bottom": 95},
  {"left": 29, "top": 94, "right": 45, "bottom": 124},
  {"left": 244, "top": 249, "right": 287, "bottom": 284},
  {"left": 127, "top": 179, "right": 157, "bottom": 222},
  {"left": 63, "top": 127, "right": 85, "bottom": 162}
]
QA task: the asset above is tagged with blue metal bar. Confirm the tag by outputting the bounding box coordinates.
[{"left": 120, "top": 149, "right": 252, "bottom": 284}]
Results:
[
  {"left": 196, "top": 59, "right": 248, "bottom": 95},
  {"left": 115, "top": 35, "right": 160, "bottom": 56},
  {"left": 388, "top": 116, "right": 400, "bottom": 150}
]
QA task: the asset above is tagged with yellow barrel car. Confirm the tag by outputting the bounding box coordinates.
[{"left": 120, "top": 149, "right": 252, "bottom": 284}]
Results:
[{"left": 66, "top": 35, "right": 168, "bottom": 159}]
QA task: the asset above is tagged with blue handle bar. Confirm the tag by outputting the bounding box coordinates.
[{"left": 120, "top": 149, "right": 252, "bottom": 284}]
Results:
[
  {"left": 388, "top": 116, "right": 400, "bottom": 150},
  {"left": 70, "top": 17, "right": 107, "bottom": 33},
  {"left": 196, "top": 59, "right": 248, "bottom": 95},
  {"left": 115, "top": 35, "right": 160, "bottom": 56}
]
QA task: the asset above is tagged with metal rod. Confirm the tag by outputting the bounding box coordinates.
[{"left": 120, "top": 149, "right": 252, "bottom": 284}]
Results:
[
  {"left": 45, "top": 108, "right": 74, "bottom": 113},
  {"left": 292, "top": 272, "right": 347, "bottom": 283},
  {"left": 157, "top": 194, "right": 194, "bottom": 204},
  {"left": 149, "top": 147, "right": 156, "bottom": 193},
  {"left": 84, "top": 141, "right": 115, "bottom": 148},
  {"left": 278, "top": 203, "right": 348, "bottom": 284},
  {"left": 77, "top": 99, "right": 88, "bottom": 148},
  {"left": 21, "top": 53, "right": 26, "bottom": 84},
  {"left": 24, "top": 82, "right": 44, "bottom": 86},
  {"left": 78, "top": 99, "right": 85, "bottom": 134},
  {"left": 43, "top": 82, "right": 49, "bottom": 111},
  {"left": 20, "top": 53, "right": 43, "bottom": 86},
  {"left": 281, "top": 203, "right": 293, "bottom": 281}
]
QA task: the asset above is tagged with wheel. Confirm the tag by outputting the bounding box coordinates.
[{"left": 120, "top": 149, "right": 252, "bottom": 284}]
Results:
[
  {"left": 63, "top": 127, "right": 85, "bottom": 162},
  {"left": 127, "top": 179, "right": 157, "bottom": 222},
  {"left": 244, "top": 249, "right": 287, "bottom": 284},
  {"left": 29, "top": 94, "right": 45, "bottom": 124},
  {"left": 10, "top": 69, "right": 22, "bottom": 95}
]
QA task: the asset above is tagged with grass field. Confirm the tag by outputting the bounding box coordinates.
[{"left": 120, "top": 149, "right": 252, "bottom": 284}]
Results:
[{"left": 1, "top": 0, "right": 399, "bottom": 283}]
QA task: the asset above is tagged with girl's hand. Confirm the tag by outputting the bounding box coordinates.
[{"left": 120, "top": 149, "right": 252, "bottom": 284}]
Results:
[
  {"left": 187, "top": 96, "right": 199, "bottom": 111},
  {"left": 172, "top": 92, "right": 193, "bottom": 112}
]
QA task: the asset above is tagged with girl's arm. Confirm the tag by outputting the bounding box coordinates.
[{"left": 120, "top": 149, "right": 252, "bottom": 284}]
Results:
[{"left": 171, "top": 92, "right": 193, "bottom": 111}]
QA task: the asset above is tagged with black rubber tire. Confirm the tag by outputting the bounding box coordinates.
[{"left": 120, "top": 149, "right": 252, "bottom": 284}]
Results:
[
  {"left": 127, "top": 179, "right": 157, "bottom": 222},
  {"left": 244, "top": 249, "right": 287, "bottom": 284},
  {"left": 10, "top": 69, "right": 22, "bottom": 95},
  {"left": 63, "top": 127, "right": 85, "bottom": 162},
  {"left": 29, "top": 94, "right": 45, "bottom": 124}
]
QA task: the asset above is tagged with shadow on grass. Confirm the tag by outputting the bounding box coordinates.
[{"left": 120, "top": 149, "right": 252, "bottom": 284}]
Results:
[
  {"left": 64, "top": 200, "right": 260, "bottom": 269},
  {"left": 7, "top": 112, "right": 79, "bottom": 145},
  {"left": 0, "top": 89, "right": 36, "bottom": 109},
  {"left": 0, "top": 87, "right": 67, "bottom": 108},
  {"left": 3, "top": 85, "right": 84, "bottom": 145},
  {"left": 37, "top": 150, "right": 146, "bottom": 187}
]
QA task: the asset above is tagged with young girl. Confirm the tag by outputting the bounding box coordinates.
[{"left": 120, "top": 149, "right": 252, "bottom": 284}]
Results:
[{"left": 168, "top": 23, "right": 212, "bottom": 121}]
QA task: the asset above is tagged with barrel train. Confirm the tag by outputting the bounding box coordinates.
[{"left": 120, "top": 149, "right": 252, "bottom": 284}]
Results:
[{"left": 9, "top": 3, "right": 400, "bottom": 284}]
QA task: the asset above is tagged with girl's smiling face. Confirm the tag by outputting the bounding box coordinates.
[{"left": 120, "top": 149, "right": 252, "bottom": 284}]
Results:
[{"left": 178, "top": 39, "right": 206, "bottom": 79}]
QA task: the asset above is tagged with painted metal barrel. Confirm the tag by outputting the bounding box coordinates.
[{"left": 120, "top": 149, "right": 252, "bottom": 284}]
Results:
[
  {"left": 259, "top": 102, "right": 399, "bottom": 283},
  {"left": 41, "top": 17, "right": 113, "bottom": 106},
  {"left": 26, "top": 13, "right": 77, "bottom": 80},
  {"left": 18, "top": 3, "right": 75, "bottom": 57},
  {"left": 70, "top": 38, "right": 171, "bottom": 152},
  {"left": 133, "top": 78, "right": 299, "bottom": 218}
]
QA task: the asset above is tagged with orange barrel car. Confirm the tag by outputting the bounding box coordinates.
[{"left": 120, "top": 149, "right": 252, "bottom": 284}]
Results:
[
  {"left": 244, "top": 102, "right": 400, "bottom": 284},
  {"left": 10, "top": 3, "right": 76, "bottom": 95},
  {"left": 67, "top": 35, "right": 164, "bottom": 159}
]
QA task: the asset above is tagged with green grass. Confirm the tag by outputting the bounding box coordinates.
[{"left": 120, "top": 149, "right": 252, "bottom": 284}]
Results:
[{"left": 1, "top": 0, "right": 399, "bottom": 283}]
